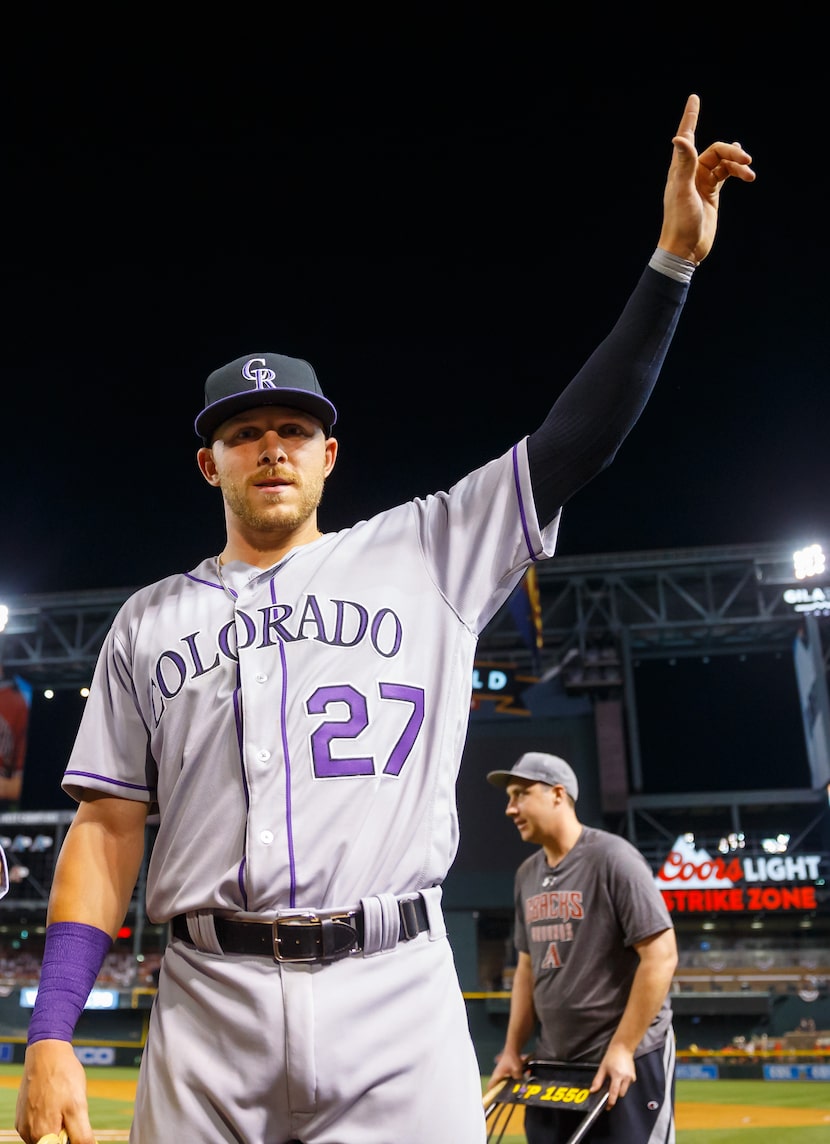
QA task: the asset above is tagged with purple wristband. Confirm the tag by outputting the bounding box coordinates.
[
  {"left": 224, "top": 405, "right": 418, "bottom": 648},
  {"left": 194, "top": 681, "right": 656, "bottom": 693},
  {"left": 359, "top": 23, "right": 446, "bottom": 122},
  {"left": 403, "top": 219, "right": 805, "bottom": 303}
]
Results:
[{"left": 27, "top": 921, "right": 112, "bottom": 1045}]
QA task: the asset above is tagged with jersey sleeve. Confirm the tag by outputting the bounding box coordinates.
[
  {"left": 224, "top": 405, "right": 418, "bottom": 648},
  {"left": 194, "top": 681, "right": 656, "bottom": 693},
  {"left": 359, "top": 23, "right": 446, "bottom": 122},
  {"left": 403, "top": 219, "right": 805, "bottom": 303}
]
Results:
[
  {"left": 413, "top": 437, "right": 561, "bottom": 634},
  {"left": 62, "top": 601, "right": 158, "bottom": 805}
]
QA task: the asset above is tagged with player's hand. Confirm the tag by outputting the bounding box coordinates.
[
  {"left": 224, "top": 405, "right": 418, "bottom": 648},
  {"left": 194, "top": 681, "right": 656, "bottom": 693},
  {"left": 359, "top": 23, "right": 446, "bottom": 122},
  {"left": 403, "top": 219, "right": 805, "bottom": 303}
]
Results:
[
  {"left": 589, "top": 1042, "right": 636, "bottom": 1110},
  {"left": 15, "top": 1040, "right": 98, "bottom": 1144},
  {"left": 657, "top": 93, "right": 755, "bottom": 266}
]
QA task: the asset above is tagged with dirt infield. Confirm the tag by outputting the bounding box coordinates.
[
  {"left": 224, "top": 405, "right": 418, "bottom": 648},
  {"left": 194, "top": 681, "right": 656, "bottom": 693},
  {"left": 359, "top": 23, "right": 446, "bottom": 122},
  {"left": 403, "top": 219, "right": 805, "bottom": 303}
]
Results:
[
  {"left": 0, "top": 1075, "right": 135, "bottom": 1102},
  {"left": 84, "top": 1078, "right": 137, "bottom": 1103},
  {"left": 676, "top": 1100, "right": 830, "bottom": 1130}
]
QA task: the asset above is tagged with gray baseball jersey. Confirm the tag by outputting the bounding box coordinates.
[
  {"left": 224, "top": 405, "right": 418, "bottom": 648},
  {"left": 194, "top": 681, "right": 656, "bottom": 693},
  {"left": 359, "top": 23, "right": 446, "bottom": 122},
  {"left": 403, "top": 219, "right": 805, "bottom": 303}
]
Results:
[
  {"left": 64, "top": 438, "right": 558, "bottom": 920},
  {"left": 513, "top": 825, "right": 674, "bottom": 1064}
]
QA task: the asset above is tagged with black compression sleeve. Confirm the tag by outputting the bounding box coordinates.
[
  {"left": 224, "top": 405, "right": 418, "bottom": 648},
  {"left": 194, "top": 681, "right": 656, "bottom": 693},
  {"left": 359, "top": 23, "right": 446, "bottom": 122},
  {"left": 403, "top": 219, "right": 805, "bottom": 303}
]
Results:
[{"left": 527, "top": 265, "right": 688, "bottom": 527}]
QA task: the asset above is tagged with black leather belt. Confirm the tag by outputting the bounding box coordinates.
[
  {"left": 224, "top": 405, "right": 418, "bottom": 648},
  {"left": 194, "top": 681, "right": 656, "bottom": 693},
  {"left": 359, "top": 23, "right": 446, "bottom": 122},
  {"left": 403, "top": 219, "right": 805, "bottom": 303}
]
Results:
[{"left": 171, "top": 895, "right": 429, "bottom": 963}]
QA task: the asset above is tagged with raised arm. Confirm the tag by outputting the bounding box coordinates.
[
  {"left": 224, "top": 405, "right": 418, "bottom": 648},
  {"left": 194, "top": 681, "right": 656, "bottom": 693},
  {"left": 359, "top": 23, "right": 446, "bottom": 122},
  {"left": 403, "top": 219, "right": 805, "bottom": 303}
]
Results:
[{"left": 528, "top": 93, "right": 755, "bottom": 524}]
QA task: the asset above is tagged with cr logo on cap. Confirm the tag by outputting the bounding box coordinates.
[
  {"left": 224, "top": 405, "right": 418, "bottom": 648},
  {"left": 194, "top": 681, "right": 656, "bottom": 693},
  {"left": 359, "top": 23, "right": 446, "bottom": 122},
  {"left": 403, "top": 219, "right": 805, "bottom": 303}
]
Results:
[{"left": 242, "top": 358, "right": 278, "bottom": 390}]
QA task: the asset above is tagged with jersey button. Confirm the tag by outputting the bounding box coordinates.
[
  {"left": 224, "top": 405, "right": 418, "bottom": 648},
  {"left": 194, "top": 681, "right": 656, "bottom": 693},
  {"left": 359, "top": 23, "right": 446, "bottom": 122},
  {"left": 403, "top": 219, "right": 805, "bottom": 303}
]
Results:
[
  {"left": 256, "top": 749, "right": 271, "bottom": 762},
  {"left": 260, "top": 830, "right": 274, "bottom": 845},
  {"left": 255, "top": 672, "right": 268, "bottom": 683}
]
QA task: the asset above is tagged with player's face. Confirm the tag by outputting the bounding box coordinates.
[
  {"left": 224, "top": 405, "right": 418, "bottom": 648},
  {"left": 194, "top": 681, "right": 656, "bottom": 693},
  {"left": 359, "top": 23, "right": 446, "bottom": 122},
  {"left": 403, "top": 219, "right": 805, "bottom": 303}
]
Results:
[
  {"left": 199, "top": 406, "right": 338, "bottom": 535},
  {"left": 504, "top": 780, "right": 557, "bottom": 843}
]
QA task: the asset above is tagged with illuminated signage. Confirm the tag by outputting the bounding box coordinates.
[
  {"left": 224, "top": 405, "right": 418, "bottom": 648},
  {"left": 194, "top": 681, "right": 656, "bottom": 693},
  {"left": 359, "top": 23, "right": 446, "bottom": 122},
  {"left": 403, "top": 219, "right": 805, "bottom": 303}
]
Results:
[
  {"left": 20, "top": 987, "right": 118, "bottom": 1010},
  {"left": 473, "top": 666, "right": 512, "bottom": 694},
  {"left": 783, "top": 586, "right": 829, "bottom": 616},
  {"left": 470, "top": 662, "right": 535, "bottom": 715},
  {"left": 655, "top": 836, "right": 821, "bottom": 914}
]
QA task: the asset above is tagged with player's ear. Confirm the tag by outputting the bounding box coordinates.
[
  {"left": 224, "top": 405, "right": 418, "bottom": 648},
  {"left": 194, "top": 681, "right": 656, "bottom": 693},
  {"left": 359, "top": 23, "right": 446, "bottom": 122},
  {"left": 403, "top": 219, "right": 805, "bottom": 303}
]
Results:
[
  {"left": 324, "top": 435, "right": 339, "bottom": 477},
  {"left": 197, "top": 446, "right": 221, "bottom": 486}
]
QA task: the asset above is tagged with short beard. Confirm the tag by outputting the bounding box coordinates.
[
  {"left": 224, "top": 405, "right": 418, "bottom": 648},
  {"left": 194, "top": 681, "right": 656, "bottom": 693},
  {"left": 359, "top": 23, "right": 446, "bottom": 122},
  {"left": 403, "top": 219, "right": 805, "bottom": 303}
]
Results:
[{"left": 221, "top": 469, "right": 325, "bottom": 535}]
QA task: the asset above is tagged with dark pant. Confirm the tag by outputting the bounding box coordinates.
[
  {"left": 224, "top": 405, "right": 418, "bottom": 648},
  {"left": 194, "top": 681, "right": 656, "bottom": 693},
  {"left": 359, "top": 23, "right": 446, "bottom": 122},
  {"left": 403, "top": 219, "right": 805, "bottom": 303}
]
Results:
[{"left": 523, "top": 1044, "right": 676, "bottom": 1144}]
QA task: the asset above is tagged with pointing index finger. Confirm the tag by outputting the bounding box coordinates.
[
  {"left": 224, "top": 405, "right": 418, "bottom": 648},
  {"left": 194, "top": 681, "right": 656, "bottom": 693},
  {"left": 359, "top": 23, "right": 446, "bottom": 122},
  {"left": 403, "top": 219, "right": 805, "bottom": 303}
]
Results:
[
  {"left": 672, "top": 93, "right": 699, "bottom": 158},
  {"left": 676, "top": 92, "right": 700, "bottom": 135}
]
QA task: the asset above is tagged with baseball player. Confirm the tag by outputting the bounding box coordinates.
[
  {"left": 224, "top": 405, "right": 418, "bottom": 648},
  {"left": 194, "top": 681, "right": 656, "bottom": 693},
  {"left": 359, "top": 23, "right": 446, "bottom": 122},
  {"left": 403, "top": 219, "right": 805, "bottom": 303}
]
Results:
[
  {"left": 486, "top": 753, "right": 678, "bottom": 1143},
  {"left": 15, "top": 95, "right": 754, "bottom": 1144}
]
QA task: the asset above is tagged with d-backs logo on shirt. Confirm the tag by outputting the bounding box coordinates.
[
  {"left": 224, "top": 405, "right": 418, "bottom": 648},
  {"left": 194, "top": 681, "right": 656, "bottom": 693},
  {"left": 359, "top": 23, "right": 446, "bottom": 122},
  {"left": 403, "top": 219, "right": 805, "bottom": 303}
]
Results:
[{"left": 525, "top": 890, "right": 582, "bottom": 968}]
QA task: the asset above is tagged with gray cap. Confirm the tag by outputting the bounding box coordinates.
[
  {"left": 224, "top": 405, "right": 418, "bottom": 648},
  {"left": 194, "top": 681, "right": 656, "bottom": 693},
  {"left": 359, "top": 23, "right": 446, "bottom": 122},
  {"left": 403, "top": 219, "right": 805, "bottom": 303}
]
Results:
[
  {"left": 486, "top": 751, "right": 579, "bottom": 801},
  {"left": 195, "top": 352, "right": 338, "bottom": 443}
]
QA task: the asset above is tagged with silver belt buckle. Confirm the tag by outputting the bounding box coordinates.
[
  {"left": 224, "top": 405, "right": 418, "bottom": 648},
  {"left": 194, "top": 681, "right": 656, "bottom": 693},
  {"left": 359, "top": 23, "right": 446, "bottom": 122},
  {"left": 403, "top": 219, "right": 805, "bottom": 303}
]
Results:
[
  {"left": 272, "top": 912, "right": 320, "bottom": 963},
  {"left": 272, "top": 910, "right": 360, "bottom": 962}
]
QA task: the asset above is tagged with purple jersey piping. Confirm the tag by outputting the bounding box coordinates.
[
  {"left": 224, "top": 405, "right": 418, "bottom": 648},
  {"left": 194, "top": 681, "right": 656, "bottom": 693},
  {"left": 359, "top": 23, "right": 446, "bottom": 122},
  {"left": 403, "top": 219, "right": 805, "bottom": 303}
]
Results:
[
  {"left": 512, "top": 443, "right": 539, "bottom": 561},
  {"left": 265, "top": 572, "right": 298, "bottom": 909},
  {"left": 233, "top": 657, "right": 248, "bottom": 908},
  {"left": 185, "top": 570, "right": 227, "bottom": 592},
  {"left": 63, "top": 771, "right": 152, "bottom": 795},
  {"left": 279, "top": 638, "right": 295, "bottom": 907}
]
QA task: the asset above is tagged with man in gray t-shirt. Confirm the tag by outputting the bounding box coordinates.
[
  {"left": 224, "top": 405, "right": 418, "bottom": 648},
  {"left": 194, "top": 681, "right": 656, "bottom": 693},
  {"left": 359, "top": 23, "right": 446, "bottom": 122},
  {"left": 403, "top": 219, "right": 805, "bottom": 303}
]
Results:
[{"left": 487, "top": 752, "right": 678, "bottom": 1144}]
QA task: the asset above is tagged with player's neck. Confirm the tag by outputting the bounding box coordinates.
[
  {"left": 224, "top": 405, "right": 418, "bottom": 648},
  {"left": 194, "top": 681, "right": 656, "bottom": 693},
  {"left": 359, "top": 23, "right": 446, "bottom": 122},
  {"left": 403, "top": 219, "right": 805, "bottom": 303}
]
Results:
[
  {"left": 220, "top": 522, "right": 324, "bottom": 569},
  {"left": 541, "top": 820, "right": 583, "bottom": 868}
]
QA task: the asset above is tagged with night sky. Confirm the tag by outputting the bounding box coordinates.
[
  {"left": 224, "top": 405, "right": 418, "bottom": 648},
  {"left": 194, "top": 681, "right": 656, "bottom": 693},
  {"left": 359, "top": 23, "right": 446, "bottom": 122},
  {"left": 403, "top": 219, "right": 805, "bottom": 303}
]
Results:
[{"left": 3, "top": 29, "right": 827, "bottom": 799}]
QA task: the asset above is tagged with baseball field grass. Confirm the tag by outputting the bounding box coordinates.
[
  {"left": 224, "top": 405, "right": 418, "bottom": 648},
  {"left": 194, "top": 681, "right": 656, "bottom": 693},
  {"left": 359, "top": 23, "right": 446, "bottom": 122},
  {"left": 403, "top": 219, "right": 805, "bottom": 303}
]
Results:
[
  {"left": 0, "top": 1066, "right": 828, "bottom": 1141},
  {"left": 481, "top": 1075, "right": 830, "bottom": 1144}
]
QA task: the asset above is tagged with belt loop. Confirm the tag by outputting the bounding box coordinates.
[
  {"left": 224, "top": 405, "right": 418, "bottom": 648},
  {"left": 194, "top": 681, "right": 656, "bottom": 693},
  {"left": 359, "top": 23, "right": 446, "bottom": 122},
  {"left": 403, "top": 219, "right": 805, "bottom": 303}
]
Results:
[
  {"left": 359, "top": 893, "right": 400, "bottom": 955},
  {"left": 183, "top": 910, "right": 224, "bottom": 954},
  {"left": 399, "top": 897, "right": 420, "bottom": 940},
  {"left": 418, "top": 885, "right": 446, "bottom": 940}
]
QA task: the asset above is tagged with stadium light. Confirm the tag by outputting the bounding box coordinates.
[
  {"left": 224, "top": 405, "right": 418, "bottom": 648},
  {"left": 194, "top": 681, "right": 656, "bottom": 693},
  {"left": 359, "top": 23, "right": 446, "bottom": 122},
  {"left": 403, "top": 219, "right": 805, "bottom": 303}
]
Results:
[
  {"left": 793, "top": 543, "right": 826, "bottom": 580},
  {"left": 0, "top": 602, "right": 38, "bottom": 635},
  {"left": 755, "top": 540, "right": 828, "bottom": 586}
]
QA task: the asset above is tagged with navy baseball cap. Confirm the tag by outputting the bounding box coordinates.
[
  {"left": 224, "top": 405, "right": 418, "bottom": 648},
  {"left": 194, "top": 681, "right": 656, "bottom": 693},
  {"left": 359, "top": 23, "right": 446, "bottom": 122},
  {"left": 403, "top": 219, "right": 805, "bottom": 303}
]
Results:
[
  {"left": 486, "top": 752, "right": 579, "bottom": 801},
  {"left": 195, "top": 352, "right": 338, "bottom": 443}
]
